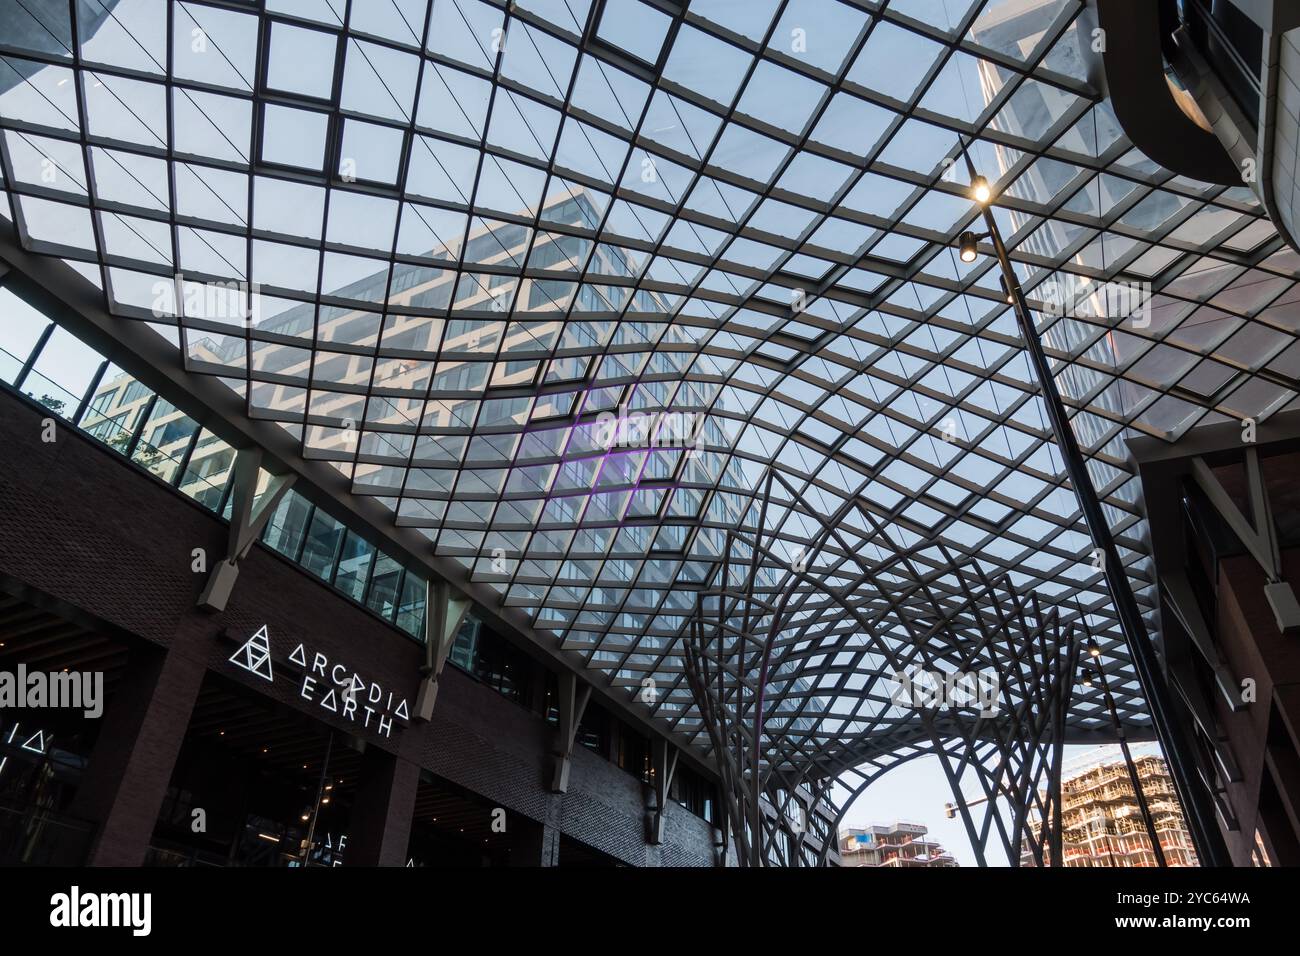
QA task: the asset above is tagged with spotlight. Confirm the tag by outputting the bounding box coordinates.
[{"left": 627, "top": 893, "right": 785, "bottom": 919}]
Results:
[
  {"left": 998, "top": 275, "right": 1015, "bottom": 304},
  {"left": 958, "top": 231, "right": 980, "bottom": 263},
  {"left": 1089, "top": 644, "right": 1101, "bottom": 658},
  {"left": 970, "top": 175, "right": 991, "bottom": 204}
]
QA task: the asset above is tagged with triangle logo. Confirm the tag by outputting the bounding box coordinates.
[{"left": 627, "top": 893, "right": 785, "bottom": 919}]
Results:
[
  {"left": 21, "top": 730, "right": 47, "bottom": 754},
  {"left": 230, "top": 625, "right": 274, "bottom": 682}
]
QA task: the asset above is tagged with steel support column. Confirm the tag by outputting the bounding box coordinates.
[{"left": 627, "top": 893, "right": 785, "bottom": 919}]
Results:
[{"left": 963, "top": 147, "right": 1232, "bottom": 866}]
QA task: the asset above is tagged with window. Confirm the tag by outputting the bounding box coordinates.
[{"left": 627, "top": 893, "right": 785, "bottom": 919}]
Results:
[
  {"left": 80, "top": 367, "right": 153, "bottom": 454},
  {"left": 448, "top": 617, "right": 530, "bottom": 705},
  {"left": 448, "top": 617, "right": 480, "bottom": 672},
  {"left": 178, "top": 430, "right": 234, "bottom": 510},
  {"left": 617, "top": 726, "right": 651, "bottom": 783},
  {"left": 577, "top": 702, "right": 608, "bottom": 755},
  {"left": 395, "top": 572, "right": 426, "bottom": 638},
  {"left": 332, "top": 529, "right": 374, "bottom": 600},
  {"left": 365, "top": 551, "right": 403, "bottom": 619},
  {"left": 672, "top": 766, "right": 716, "bottom": 823},
  {"left": 300, "top": 509, "right": 346, "bottom": 580},
  {"left": 262, "top": 489, "right": 314, "bottom": 560},
  {"left": 0, "top": 285, "right": 51, "bottom": 384},
  {"left": 132, "top": 400, "right": 198, "bottom": 483}
]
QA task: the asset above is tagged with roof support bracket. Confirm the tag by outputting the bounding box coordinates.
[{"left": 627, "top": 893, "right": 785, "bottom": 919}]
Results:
[
  {"left": 1167, "top": 657, "right": 1242, "bottom": 784},
  {"left": 646, "top": 736, "right": 678, "bottom": 845},
  {"left": 414, "top": 579, "right": 470, "bottom": 722},
  {"left": 1161, "top": 568, "right": 1244, "bottom": 712},
  {"left": 551, "top": 671, "right": 591, "bottom": 794},
  {"left": 197, "top": 447, "right": 295, "bottom": 612},
  {"left": 1191, "top": 451, "right": 1300, "bottom": 631}
]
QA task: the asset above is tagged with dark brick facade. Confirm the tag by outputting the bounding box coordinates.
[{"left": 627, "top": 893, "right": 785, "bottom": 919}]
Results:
[{"left": 0, "top": 389, "right": 721, "bottom": 867}]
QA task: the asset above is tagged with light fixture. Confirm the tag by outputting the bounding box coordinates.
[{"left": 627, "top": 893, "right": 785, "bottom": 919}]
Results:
[
  {"left": 998, "top": 275, "right": 1015, "bottom": 304},
  {"left": 970, "top": 174, "right": 991, "bottom": 204},
  {"left": 958, "top": 231, "right": 980, "bottom": 263},
  {"left": 1089, "top": 644, "right": 1101, "bottom": 658}
]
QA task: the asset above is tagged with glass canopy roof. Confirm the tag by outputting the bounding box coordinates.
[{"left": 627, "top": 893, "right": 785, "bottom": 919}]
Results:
[{"left": 3, "top": 0, "right": 1299, "bottom": 754}]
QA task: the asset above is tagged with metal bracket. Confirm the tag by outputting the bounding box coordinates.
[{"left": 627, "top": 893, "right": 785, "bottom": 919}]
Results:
[
  {"left": 1191, "top": 450, "right": 1300, "bottom": 631},
  {"left": 1168, "top": 658, "right": 1242, "bottom": 784},
  {"left": 551, "top": 671, "right": 591, "bottom": 794},
  {"left": 413, "top": 579, "right": 471, "bottom": 722},
  {"left": 197, "top": 447, "right": 296, "bottom": 611},
  {"left": 647, "top": 736, "right": 678, "bottom": 845},
  {"left": 1161, "top": 569, "right": 1244, "bottom": 712}
]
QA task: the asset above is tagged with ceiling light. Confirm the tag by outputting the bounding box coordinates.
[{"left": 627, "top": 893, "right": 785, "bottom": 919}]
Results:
[
  {"left": 958, "top": 231, "right": 980, "bottom": 263},
  {"left": 970, "top": 175, "right": 991, "bottom": 204}
]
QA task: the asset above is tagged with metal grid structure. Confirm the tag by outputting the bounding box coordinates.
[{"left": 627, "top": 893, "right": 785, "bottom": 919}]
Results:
[
  {"left": 2, "top": 0, "right": 1299, "bottom": 756},
  {"left": 684, "top": 468, "right": 1082, "bottom": 866}
]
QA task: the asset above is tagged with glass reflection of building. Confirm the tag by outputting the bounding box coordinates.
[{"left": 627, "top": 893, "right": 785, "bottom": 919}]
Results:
[
  {"left": 138, "top": 188, "right": 683, "bottom": 499},
  {"left": 970, "top": 1, "right": 1186, "bottom": 449}
]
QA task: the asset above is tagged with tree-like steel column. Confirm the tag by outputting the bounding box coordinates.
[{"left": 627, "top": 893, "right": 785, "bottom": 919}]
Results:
[{"left": 683, "top": 471, "right": 1083, "bottom": 866}]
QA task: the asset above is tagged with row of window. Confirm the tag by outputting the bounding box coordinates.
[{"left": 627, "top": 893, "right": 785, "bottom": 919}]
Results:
[
  {"left": 2, "top": 279, "right": 717, "bottom": 822},
  {"left": 448, "top": 618, "right": 716, "bottom": 823},
  {"left": 0, "top": 281, "right": 428, "bottom": 640}
]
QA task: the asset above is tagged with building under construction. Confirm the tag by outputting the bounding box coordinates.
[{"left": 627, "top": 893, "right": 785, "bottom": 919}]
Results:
[
  {"left": 840, "top": 822, "right": 958, "bottom": 868},
  {"left": 1026, "top": 750, "right": 1199, "bottom": 867}
]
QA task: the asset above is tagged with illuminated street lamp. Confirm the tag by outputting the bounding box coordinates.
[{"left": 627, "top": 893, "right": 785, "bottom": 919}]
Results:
[{"left": 952, "top": 138, "right": 1227, "bottom": 866}]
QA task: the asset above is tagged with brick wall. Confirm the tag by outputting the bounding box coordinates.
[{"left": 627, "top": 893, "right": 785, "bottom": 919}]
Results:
[{"left": 0, "top": 388, "right": 718, "bottom": 866}]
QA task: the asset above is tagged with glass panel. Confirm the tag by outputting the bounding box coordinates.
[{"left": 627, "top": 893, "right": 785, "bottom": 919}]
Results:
[
  {"left": 448, "top": 616, "right": 480, "bottom": 671},
  {"left": 22, "top": 326, "right": 101, "bottom": 416},
  {"left": 300, "top": 509, "right": 346, "bottom": 580},
  {"left": 177, "top": 429, "right": 235, "bottom": 510},
  {"left": 131, "top": 399, "right": 198, "bottom": 484},
  {"left": 263, "top": 489, "right": 314, "bottom": 560},
  {"left": 0, "top": 285, "right": 52, "bottom": 383},
  {"left": 80, "top": 366, "right": 153, "bottom": 454},
  {"left": 395, "top": 572, "right": 426, "bottom": 638},
  {"left": 365, "top": 552, "right": 403, "bottom": 620},
  {"left": 332, "top": 529, "right": 374, "bottom": 601}
]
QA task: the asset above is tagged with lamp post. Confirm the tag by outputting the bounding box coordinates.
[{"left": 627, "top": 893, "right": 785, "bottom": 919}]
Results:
[
  {"left": 954, "top": 145, "right": 1229, "bottom": 866},
  {"left": 1085, "top": 645, "right": 1167, "bottom": 866}
]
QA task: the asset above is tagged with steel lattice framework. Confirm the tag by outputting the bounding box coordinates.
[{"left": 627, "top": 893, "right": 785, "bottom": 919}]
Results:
[
  {"left": 684, "top": 468, "right": 1082, "bottom": 865},
  {"left": 2, "top": 0, "right": 1299, "bottom": 761}
]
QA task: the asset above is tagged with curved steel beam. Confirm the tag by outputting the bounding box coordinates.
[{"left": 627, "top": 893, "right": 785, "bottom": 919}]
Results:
[{"left": 1094, "top": 0, "right": 1240, "bottom": 184}]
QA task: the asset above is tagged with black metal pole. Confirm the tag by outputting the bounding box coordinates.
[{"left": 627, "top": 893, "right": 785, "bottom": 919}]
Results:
[
  {"left": 1094, "top": 661, "right": 1167, "bottom": 866},
  {"left": 959, "top": 149, "right": 1229, "bottom": 867},
  {"left": 301, "top": 731, "right": 333, "bottom": 867}
]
